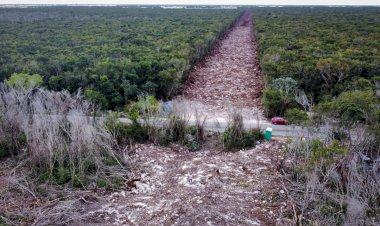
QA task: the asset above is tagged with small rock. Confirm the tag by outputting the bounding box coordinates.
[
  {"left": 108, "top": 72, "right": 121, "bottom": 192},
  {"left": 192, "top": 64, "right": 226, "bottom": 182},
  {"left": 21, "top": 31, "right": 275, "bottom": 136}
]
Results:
[{"left": 134, "top": 181, "right": 152, "bottom": 193}]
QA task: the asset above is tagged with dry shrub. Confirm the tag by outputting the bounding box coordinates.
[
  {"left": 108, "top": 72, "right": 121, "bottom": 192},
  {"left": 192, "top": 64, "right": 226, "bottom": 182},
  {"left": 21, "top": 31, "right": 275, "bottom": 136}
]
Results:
[
  {"left": 286, "top": 126, "right": 380, "bottom": 225},
  {"left": 223, "top": 112, "right": 244, "bottom": 151},
  {"left": 164, "top": 114, "right": 188, "bottom": 144},
  {"left": 0, "top": 84, "right": 125, "bottom": 183},
  {"left": 0, "top": 84, "right": 28, "bottom": 156},
  {"left": 189, "top": 122, "right": 205, "bottom": 144},
  {"left": 223, "top": 111, "right": 263, "bottom": 151},
  {"left": 139, "top": 97, "right": 196, "bottom": 145}
]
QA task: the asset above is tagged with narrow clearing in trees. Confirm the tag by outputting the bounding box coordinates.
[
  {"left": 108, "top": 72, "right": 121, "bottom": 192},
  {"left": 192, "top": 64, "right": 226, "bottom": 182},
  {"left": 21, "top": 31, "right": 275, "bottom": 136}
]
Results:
[
  {"left": 177, "top": 10, "right": 264, "bottom": 119},
  {"left": 0, "top": 11, "right": 292, "bottom": 226}
]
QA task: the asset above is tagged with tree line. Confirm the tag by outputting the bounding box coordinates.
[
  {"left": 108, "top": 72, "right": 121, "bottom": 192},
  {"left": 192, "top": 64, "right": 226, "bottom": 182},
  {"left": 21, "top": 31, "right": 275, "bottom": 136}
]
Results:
[{"left": 0, "top": 6, "right": 241, "bottom": 110}]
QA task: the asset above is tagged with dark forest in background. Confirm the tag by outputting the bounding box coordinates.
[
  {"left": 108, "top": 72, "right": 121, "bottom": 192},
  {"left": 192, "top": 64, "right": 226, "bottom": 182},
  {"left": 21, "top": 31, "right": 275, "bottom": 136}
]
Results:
[{"left": 0, "top": 6, "right": 240, "bottom": 109}]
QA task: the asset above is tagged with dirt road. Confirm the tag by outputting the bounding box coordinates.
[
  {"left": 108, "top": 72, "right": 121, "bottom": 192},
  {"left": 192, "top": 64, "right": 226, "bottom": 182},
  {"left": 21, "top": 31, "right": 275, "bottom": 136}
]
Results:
[{"left": 178, "top": 10, "right": 264, "bottom": 119}]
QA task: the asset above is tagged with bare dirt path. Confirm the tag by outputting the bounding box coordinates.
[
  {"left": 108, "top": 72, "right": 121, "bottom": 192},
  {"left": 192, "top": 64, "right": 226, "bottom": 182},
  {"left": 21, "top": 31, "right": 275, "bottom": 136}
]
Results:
[{"left": 177, "top": 10, "right": 264, "bottom": 119}]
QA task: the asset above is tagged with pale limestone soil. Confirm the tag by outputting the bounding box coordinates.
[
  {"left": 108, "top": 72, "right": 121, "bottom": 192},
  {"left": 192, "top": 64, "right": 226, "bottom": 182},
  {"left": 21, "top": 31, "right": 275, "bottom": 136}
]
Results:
[
  {"left": 85, "top": 139, "right": 291, "bottom": 225},
  {"left": 177, "top": 11, "right": 264, "bottom": 119}
]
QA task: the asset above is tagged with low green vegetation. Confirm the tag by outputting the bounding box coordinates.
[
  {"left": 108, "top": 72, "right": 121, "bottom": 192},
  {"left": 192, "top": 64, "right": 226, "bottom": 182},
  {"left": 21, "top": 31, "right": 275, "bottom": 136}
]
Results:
[
  {"left": 309, "top": 139, "right": 348, "bottom": 166},
  {"left": 315, "top": 89, "right": 379, "bottom": 124},
  {"left": 5, "top": 73, "right": 43, "bottom": 89},
  {"left": 284, "top": 108, "right": 308, "bottom": 125},
  {"left": 0, "top": 141, "right": 9, "bottom": 159}
]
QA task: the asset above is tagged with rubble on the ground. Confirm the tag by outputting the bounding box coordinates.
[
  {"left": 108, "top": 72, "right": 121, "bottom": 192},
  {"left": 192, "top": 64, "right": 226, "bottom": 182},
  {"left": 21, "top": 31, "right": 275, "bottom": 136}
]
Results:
[
  {"left": 178, "top": 11, "right": 264, "bottom": 119},
  {"left": 86, "top": 139, "right": 291, "bottom": 225}
]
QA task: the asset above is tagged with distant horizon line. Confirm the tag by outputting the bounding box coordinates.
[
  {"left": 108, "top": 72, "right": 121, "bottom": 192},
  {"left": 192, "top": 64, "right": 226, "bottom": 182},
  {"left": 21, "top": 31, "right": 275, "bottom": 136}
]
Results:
[{"left": 1, "top": 4, "right": 380, "bottom": 6}]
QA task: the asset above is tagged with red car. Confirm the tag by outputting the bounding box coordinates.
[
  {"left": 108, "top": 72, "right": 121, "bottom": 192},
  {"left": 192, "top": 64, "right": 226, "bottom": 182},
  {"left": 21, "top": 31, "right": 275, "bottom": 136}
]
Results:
[{"left": 271, "top": 117, "right": 288, "bottom": 125}]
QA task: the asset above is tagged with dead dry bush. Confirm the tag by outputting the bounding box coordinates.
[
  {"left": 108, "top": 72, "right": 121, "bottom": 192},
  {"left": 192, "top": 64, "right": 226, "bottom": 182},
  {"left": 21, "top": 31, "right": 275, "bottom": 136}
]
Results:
[
  {"left": 139, "top": 98, "right": 205, "bottom": 150},
  {"left": 0, "top": 84, "right": 28, "bottom": 156},
  {"left": 0, "top": 84, "right": 126, "bottom": 184},
  {"left": 223, "top": 111, "right": 264, "bottom": 151},
  {"left": 285, "top": 126, "right": 380, "bottom": 225},
  {"left": 223, "top": 111, "right": 244, "bottom": 150}
]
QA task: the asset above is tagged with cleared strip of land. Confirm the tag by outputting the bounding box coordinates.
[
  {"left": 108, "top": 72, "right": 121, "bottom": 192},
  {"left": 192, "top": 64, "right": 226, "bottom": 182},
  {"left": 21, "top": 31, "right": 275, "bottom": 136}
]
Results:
[
  {"left": 0, "top": 11, "right": 292, "bottom": 226},
  {"left": 178, "top": 10, "right": 264, "bottom": 119}
]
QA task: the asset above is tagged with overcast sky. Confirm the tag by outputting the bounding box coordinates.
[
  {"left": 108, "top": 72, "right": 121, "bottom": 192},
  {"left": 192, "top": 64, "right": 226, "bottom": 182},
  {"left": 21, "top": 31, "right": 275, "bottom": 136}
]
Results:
[{"left": 1, "top": 0, "right": 379, "bottom": 6}]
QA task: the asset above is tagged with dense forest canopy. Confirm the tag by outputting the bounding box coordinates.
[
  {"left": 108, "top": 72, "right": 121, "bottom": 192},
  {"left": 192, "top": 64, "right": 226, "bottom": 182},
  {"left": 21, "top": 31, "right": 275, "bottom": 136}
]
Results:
[
  {"left": 0, "top": 6, "right": 241, "bottom": 109},
  {"left": 252, "top": 6, "right": 380, "bottom": 116}
]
